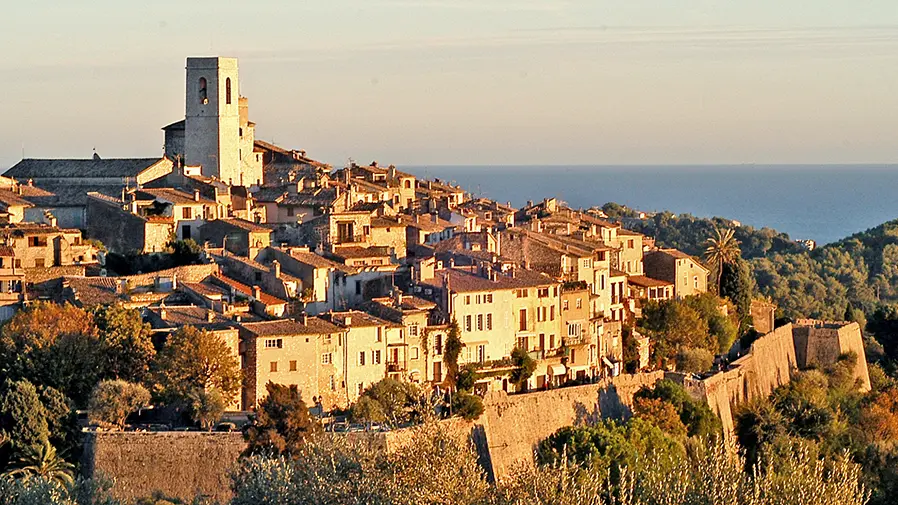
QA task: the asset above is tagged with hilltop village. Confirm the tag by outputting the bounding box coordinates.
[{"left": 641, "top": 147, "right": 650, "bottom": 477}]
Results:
[
  {"left": 0, "top": 56, "right": 722, "bottom": 407},
  {"left": 0, "top": 57, "right": 878, "bottom": 503}
]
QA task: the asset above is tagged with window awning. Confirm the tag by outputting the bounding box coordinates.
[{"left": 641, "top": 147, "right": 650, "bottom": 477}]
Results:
[
  {"left": 602, "top": 357, "right": 614, "bottom": 369},
  {"left": 568, "top": 365, "right": 590, "bottom": 373},
  {"left": 548, "top": 364, "right": 567, "bottom": 376}
]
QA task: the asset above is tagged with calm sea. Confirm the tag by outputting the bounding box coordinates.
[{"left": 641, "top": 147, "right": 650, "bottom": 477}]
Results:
[{"left": 401, "top": 165, "right": 898, "bottom": 246}]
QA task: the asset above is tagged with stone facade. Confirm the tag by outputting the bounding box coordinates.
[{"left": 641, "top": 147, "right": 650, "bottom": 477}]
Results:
[{"left": 793, "top": 320, "right": 871, "bottom": 392}]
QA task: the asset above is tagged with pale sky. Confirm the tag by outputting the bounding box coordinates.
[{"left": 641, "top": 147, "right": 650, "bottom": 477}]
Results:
[{"left": 1, "top": 1, "right": 897, "bottom": 169}]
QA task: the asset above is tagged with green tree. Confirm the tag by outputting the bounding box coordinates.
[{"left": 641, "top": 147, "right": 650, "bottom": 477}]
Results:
[
  {"left": 0, "top": 379, "right": 49, "bottom": 460},
  {"left": 508, "top": 347, "right": 536, "bottom": 392},
  {"left": 90, "top": 305, "right": 156, "bottom": 384},
  {"left": 455, "top": 364, "right": 477, "bottom": 393},
  {"left": 0, "top": 303, "right": 103, "bottom": 406},
  {"left": 166, "top": 238, "right": 203, "bottom": 266},
  {"left": 87, "top": 380, "right": 150, "bottom": 429},
  {"left": 640, "top": 299, "right": 711, "bottom": 365},
  {"left": 675, "top": 347, "right": 714, "bottom": 373},
  {"left": 351, "top": 378, "right": 420, "bottom": 428},
  {"left": 868, "top": 305, "right": 898, "bottom": 361},
  {"left": 244, "top": 382, "right": 319, "bottom": 457},
  {"left": 151, "top": 326, "right": 241, "bottom": 408},
  {"left": 632, "top": 396, "right": 688, "bottom": 438},
  {"left": 187, "top": 388, "right": 226, "bottom": 430},
  {"left": 720, "top": 257, "right": 756, "bottom": 332},
  {"left": 634, "top": 379, "right": 722, "bottom": 438},
  {"left": 734, "top": 398, "right": 788, "bottom": 469},
  {"left": 6, "top": 440, "right": 74, "bottom": 488},
  {"left": 704, "top": 226, "right": 741, "bottom": 294},
  {"left": 35, "top": 387, "right": 78, "bottom": 465}
]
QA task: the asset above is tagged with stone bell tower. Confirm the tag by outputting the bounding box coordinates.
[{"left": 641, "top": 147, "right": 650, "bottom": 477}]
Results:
[{"left": 184, "top": 57, "right": 241, "bottom": 184}]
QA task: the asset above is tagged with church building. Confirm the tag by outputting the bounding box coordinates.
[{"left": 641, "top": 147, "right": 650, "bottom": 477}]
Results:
[{"left": 162, "top": 57, "right": 263, "bottom": 188}]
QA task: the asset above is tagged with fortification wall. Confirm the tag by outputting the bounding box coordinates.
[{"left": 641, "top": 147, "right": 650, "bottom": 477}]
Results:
[
  {"left": 81, "top": 431, "right": 246, "bottom": 503},
  {"left": 685, "top": 323, "right": 797, "bottom": 434},
  {"left": 794, "top": 320, "right": 870, "bottom": 392},
  {"left": 477, "top": 371, "right": 667, "bottom": 480}
]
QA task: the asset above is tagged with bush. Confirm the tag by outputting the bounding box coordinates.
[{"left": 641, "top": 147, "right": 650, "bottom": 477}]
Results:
[
  {"left": 87, "top": 380, "right": 150, "bottom": 429},
  {"left": 187, "top": 389, "right": 226, "bottom": 430},
  {"left": 450, "top": 391, "right": 484, "bottom": 421}
]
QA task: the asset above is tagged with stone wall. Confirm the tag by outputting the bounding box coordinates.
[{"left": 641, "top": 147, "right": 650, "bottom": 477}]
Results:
[
  {"left": 684, "top": 323, "right": 797, "bottom": 434},
  {"left": 793, "top": 320, "right": 870, "bottom": 392},
  {"left": 81, "top": 431, "right": 246, "bottom": 503},
  {"left": 476, "top": 371, "right": 667, "bottom": 480}
]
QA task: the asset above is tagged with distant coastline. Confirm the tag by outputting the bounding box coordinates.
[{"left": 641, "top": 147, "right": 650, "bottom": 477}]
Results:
[{"left": 402, "top": 164, "right": 898, "bottom": 245}]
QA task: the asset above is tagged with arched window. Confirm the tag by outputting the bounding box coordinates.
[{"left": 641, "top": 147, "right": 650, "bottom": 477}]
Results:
[
  {"left": 199, "top": 77, "right": 207, "bottom": 103},
  {"left": 226, "top": 77, "right": 232, "bottom": 105}
]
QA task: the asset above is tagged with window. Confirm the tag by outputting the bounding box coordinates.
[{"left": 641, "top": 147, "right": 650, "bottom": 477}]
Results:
[
  {"left": 404, "top": 180, "right": 412, "bottom": 189},
  {"left": 601, "top": 274, "right": 606, "bottom": 290},
  {"left": 628, "top": 239, "right": 635, "bottom": 248},
  {"left": 536, "top": 307, "right": 544, "bottom": 323},
  {"left": 330, "top": 375, "right": 336, "bottom": 391},
  {"left": 477, "top": 314, "right": 483, "bottom": 331},
  {"left": 376, "top": 327, "right": 383, "bottom": 342},
  {"left": 694, "top": 276, "right": 699, "bottom": 288},
  {"left": 225, "top": 77, "right": 232, "bottom": 104},
  {"left": 264, "top": 338, "right": 283, "bottom": 349},
  {"left": 287, "top": 207, "right": 295, "bottom": 217},
  {"left": 199, "top": 77, "right": 207, "bottom": 103},
  {"left": 517, "top": 336, "right": 529, "bottom": 351},
  {"left": 435, "top": 334, "right": 443, "bottom": 355},
  {"left": 550, "top": 305, "right": 555, "bottom": 320},
  {"left": 322, "top": 353, "right": 332, "bottom": 364},
  {"left": 537, "top": 287, "right": 549, "bottom": 298},
  {"left": 14, "top": 259, "right": 21, "bottom": 269},
  {"left": 289, "top": 360, "right": 297, "bottom": 371},
  {"left": 358, "top": 352, "right": 366, "bottom": 366},
  {"left": 486, "top": 313, "right": 493, "bottom": 331},
  {"left": 563, "top": 300, "right": 569, "bottom": 310},
  {"left": 485, "top": 294, "right": 493, "bottom": 303},
  {"left": 576, "top": 298, "right": 582, "bottom": 309},
  {"left": 582, "top": 259, "right": 590, "bottom": 268},
  {"left": 516, "top": 289, "right": 528, "bottom": 298},
  {"left": 475, "top": 294, "right": 481, "bottom": 304},
  {"left": 411, "top": 347, "right": 419, "bottom": 360},
  {"left": 255, "top": 272, "right": 263, "bottom": 283},
  {"left": 465, "top": 315, "right": 472, "bottom": 332},
  {"left": 357, "top": 383, "right": 364, "bottom": 395},
  {"left": 549, "top": 334, "right": 555, "bottom": 349},
  {"left": 182, "top": 207, "right": 192, "bottom": 219},
  {"left": 373, "top": 350, "right": 382, "bottom": 365},
  {"left": 270, "top": 361, "right": 278, "bottom": 372},
  {"left": 465, "top": 295, "right": 471, "bottom": 305},
  {"left": 568, "top": 322, "right": 582, "bottom": 337},
  {"left": 408, "top": 324, "right": 418, "bottom": 337},
  {"left": 355, "top": 281, "right": 362, "bottom": 295},
  {"left": 34, "top": 258, "right": 45, "bottom": 268},
  {"left": 519, "top": 309, "right": 527, "bottom": 331},
  {"left": 477, "top": 345, "right": 486, "bottom": 363}
]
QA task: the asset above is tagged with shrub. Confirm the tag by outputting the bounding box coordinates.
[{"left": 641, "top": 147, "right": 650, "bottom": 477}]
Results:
[
  {"left": 676, "top": 347, "right": 714, "bottom": 373},
  {"left": 87, "top": 380, "right": 150, "bottom": 429}
]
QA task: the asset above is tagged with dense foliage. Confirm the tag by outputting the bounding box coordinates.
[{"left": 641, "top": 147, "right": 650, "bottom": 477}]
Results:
[{"left": 244, "top": 382, "right": 320, "bottom": 458}]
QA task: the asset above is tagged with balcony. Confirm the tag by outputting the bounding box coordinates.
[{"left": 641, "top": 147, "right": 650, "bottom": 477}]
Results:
[
  {"left": 387, "top": 362, "right": 406, "bottom": 373},
  {"left": 565, "top": 330, "right": 588, "bottom": 346}
]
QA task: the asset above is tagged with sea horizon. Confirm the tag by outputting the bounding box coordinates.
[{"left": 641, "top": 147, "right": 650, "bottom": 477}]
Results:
[{"left": 401, "top": 164, "right": 898, "bottom": 246}]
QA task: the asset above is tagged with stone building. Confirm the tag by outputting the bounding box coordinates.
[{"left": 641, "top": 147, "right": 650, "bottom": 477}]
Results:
[
  {"left": 85, "top": 193, "right": 172, "bottom": 254},
  {"left": 643, "top": 248, "right": 709, "bottom": 298},
  {"left": 131, "top": 188, "right": 218, "bottom": 241},
  {"left": 364, "top": 294, "right": 439, "bottom": 384},
  {"left": 200, "top": 218, "right": 272, "bottom": 257},
  {"left": 324, "top": 311, "right": 397, "bottom": 402},
  {"left": 239, "top": 317, "right": 348, "bottom": 411}
]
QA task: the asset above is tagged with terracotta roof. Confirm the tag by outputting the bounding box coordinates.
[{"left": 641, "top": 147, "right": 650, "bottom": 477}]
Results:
[
  {"left": 617, "top": 229, "right": 643, "bottom": 237},
  {"left": 211, "top": 218, "right": 271, "bottom": 233},
  {"left": 213, "top": 274, "right": 287, "bottom": 306},
  {"left": 62, "top": 276, "right": 121, "bottom": 306},
  {"left": 146, "top": 305, "right": 236, "bottom": 329},
  {"left": 610, "top": 268, "right": 628, "bottom": 278},
  {"left": 627, "top": 275, "right": 673, "bottom": 288},
  {"left": 137, "top": 188, "right": 215, "bottom": 205},
  {"left": 326, "top": 310, "right": 393, "bottom": 328},
  {"left": 288, "top": 249, "right": 358, "bottom": 274},
  {"left": 6, "top": 158, "right": 167, "bottom": 179},
  {"left": 330, "top": 246, "right": 391, "bottom": 260},
  {"left": 420, "top": 267, "right": 556, "bottom": 293},
  {"left": 240, "top": 318, "right": 342, "bottom": 337},
  {"left": 181, "top": 281, "right": 228, "bottom": 298},
  {"left": 0, "top": 190, "right": 34, "bottom": 209}
]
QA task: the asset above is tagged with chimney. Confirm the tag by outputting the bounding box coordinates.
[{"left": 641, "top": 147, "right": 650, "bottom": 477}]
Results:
[
  {"left": 431, "top": 214, "right": 438, "bottom": 224},
  {"left": 15, "top": 184, "right": 21, "bottom": 195},
  {"left": 194, "top": 189, "right": 201, "bottom": 202},
  {"left": 343, "top": 315, "right": 352, "bottom": 326},
  {"left": 159, "top": 308, "right": 167, "bottom": 320},
  {"left": 271, "top": 260, "right": 281, "bottom": 279},
  {"left": 302, "top": 313, "right": 309, "bottom": 325},
  {"left": 27, "top": 179, "right": 33, "bottom": 187},
  {"left": 252, "top": 285, "right": 262, "bottom": 299},
  {"left": 206, "top": 310, "right": 215, "bottom": 323}
]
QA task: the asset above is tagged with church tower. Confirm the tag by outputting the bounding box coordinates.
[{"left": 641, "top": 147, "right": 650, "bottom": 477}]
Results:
[{"left": 184, "top": 57, "right": 241, "bottom": 184}]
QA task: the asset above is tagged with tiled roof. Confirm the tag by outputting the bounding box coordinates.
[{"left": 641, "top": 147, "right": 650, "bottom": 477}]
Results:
[
  {"left": 240, "top": 318, "right": 342, "bottom": 337},
  {"left": 326, "top": 310, "right": 393, "bottom": 328},
  {"left": 330, "top": 246, "right": 391, "bottom": 260},
  {"left": 617, "top": 229, "right": 643, "bottom": 237},
  {"left": 610, "top": 268, "right": 628, "bottom": 278},
  {"left": 213, "top": 274, "right": 287, "bottom": 306},
  {"left": 419, "top": 267, "right": 556, "bottom": 293},
  {"left": 62, "top": 276, "right": 121, "bottom": 306},
  {"left": 627, "top": 275, "right": 673, "bottom": 288},
  {"left": 146, "top": 305, "right": 236, "bottom": 329},
  {"left": 0, "top": 190, "right": 34, "bottom": 209},
  {"left": 212, "top": 218, "right": 271, "bottom": 233},
  {"left": 137, "top": 188, "right": 215, "bottom": 205},
  {"left": 28, "top": 185, "right": 123, "bottom": 207},
  {"left": 288, "top": 249, "right": 358, "bottom": 273},
  {"left": 6, "top": 158, "right": 166, "bottom": 179}
]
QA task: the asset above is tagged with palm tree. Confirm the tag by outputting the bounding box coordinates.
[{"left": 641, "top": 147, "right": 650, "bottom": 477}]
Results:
[
  {"left": 704, "top": 226, "right": 741, "bottom": 295},
  {"left": 7, "top": 440, "right": 75, "bottom": 488}
]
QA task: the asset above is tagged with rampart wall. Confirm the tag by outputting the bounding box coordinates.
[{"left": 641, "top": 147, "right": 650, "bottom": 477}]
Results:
[{"left": 81, "top": 431, "right": 245, "bottom": 503}]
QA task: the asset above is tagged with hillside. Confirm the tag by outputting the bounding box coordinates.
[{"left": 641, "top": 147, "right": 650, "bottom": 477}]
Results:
[{"left": 621, "top": 206, "right": 898, "bottom": 320}]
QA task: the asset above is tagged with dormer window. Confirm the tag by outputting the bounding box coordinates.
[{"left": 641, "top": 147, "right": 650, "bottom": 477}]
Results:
[
  {"left": 199, "top": 77, "right": 208, "bottom": 104},
  {"left": 226, "top": 77, "right": 232, "bottom": 105}
]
